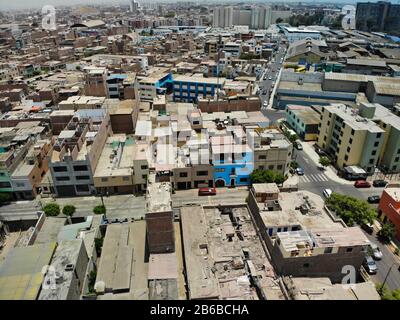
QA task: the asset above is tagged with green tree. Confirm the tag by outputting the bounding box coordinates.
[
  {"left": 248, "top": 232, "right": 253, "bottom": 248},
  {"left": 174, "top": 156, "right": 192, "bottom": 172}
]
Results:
[
  {"left": 325, "top": 193, "right": 377, "bottom": 226},
  {"left": 290, "top": 161, "right": 299, "bottom": 169},
  {"left": 276, "top": 17, "right": 283, "bottom": 24},
  {"left": 43, "top": 203, "right": 60, "bottom": 217},
  {"left": 0, "top": 192, "right": 11, "bottom": 204},
  {"left": 319, "top": 156, "right": 331, "bottom": 168},
  {"left": 93, "top": 205, "right": 106, "bottom": 215},
  {"left": 378, "top": 222, "right": 396, "bottom": 244},
  {"left": 95, "top": 237, "right": 104, "bottom": 256},
  {"left": 62, "top": 205, "right": 76, "bottom": 217},
  {"left": 250, "top": 169, "right": 286, "bottom": 184},
  {"left": 377, "top": 284, "right": 400, "bottom": 300}
]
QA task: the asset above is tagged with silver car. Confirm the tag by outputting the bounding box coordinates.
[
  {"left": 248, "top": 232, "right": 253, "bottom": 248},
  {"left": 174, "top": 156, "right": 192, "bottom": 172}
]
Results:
[{"left": 363, "top": 256, "right": 378, "bottom": 274}]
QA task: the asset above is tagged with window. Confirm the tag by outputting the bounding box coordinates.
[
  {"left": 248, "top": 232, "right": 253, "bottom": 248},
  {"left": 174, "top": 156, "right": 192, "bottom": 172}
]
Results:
[
  {"left": 395, "top": 157, "right": 400, "bottom": 162},
  {"left": 258, "top": 166, "right": 265, "bottom": 170},
  {"left": 101, "top": 177, "right": 108, "bottom": 182},
  {"left": 215, "top": 168, "right": 225, "bottom": 173},
  {"left": 303, "top": 263, "right": 310, "bottom": 268},
  {"left": 16, "top": 182, "right": 24, "bottom": 187},
  {"left": 372, "top": 150, "right": 377, "bottom": 156},
  {"left": 258, "top": 155, "right": 267, "bottom": 160},
  {"left": 268, "top": 165, "right": 274, "bottom": 170},
  {"left": 239, "top": 178, "right": 248, "bottom": 182},
  {"left": 277, "top": 165, "right": 283, "bottom": 170},
  {"left": 324, "top": 247, "right": 333, "bottom": 254},
  {"left": 179, "top": 172, "right": 188, "bottom": 178},
  {"left": 344, "top": 155, "right": 348, "bottom": 161},
  {"left": 346, "top": 247, "right": 353, "bottom": 253},
  {"left": 142, "top": 174, "right": 148, "bottom": 180},
  {"left": 123, "top": 176, "right": 130, "bottom": 181},
  {"left": 351, "top": 129, "right": 355, "bottom": 135},
  {"left": 369, "top": 159, "right": 374, "bottom": 164},
  {"left": 347, "top": 146, "right": 351, "bottom": 153},
  {"left": 56, "top": 176, "right": 70, "bottom": 181},
  {"left": 324, "top": 136, "right": 327, "bottom": 141},
  {"left": 53, "top": 166, "right": 68, "bottom": 172},
  {"left": 76, "top": 175, "right": 90, "bottom": 180},
  {"left": 349, "top": 138, "right": 353, "bottom": 144},
  {"left": 73, "top": 165, "right": 88, "bottom": 171},
  {"left": 374, "top": 141, "right": 379, "bottom": 147},
  {"left": 141, "top": 165, "right": 148, "bottom": 170},
  {"left": 197, "top": 171, "right": 208, "bottom": 176},
  {"left": 377, "top": 133, "right": 382, "bottom": 138}
]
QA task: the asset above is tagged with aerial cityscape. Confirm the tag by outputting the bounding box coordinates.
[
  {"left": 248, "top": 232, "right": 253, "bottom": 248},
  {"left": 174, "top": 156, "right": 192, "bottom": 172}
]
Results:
[{"left": 0, "top": 0, "right": 399, "bottom": 304}]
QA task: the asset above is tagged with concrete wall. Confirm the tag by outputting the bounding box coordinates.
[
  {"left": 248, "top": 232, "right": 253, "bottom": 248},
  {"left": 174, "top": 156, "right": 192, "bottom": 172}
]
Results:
[{"left": 281, "top": 70, "right": 324, "bottom": 83}]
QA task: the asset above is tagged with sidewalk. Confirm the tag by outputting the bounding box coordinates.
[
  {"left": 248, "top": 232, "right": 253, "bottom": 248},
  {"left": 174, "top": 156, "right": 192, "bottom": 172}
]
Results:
[{"left": 302, "top": 142, "right": 353, "bottom": 185}]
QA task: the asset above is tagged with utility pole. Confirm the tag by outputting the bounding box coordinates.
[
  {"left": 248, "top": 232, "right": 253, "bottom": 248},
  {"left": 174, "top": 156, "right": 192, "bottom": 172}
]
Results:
[{"left": 382, "top": 261, "right": 396, "bottom": 288}]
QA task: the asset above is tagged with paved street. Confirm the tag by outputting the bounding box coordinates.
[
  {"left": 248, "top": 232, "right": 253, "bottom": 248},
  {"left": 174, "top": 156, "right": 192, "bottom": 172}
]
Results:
[
  {"left": 294, "top": 146, "right": 383, "bottom": 201},
  {"left": 0, "top": 194, "right": 146, "bottom": 220},
  {"left": 258, "top": 42, "right": 286, "bottom": 109},
  {"left": 364, "top": 230, "right": 400, "bottom": 291}
]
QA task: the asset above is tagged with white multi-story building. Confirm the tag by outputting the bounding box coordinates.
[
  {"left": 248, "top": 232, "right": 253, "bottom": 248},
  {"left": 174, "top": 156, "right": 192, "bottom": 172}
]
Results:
[{"left": 213, "top": 6, "right": 233, "bottom": 28}]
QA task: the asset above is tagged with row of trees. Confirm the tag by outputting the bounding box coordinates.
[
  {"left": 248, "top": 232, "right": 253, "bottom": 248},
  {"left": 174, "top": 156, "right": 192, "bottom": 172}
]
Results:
[
  {"left": 325, "top": 193, "right": 377, "bottom": 226},
  {"left": 250, "top": 169, "right": 286, "bottom": 184},
  {"left": 42, "top": 203, "right": 106, "bottom": 217},
  {"left": 325, "top": 193, "right": 396, "bottom": 242}
]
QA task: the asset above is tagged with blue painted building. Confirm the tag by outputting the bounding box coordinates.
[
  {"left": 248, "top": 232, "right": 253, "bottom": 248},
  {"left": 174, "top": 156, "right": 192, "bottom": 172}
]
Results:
[
  {"left": 173, "top": 75, "right": 224, "bottom": 103},
  {"left": 211, "top": 136, "right": 253, "bottom": 187}
]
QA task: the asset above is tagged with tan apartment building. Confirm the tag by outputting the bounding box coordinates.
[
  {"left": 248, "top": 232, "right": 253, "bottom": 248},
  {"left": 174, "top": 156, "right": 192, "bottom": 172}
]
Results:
[
  {"left": 58, "top": 96, "right": 106, "bottom": 111},
  {"left": 252, "top": 129, "right": 293, "bottom": 176},
  {"left": 317, "top": 104, "right": 385, "bottom": 174},
  {"left": 11, "top": 139, "right": 53, "bottom": 200},
  {"left": 83, "top": 66, "right": 108, "bottom": 96},
  {"left": 93, "top": 135, "right": 149, "bottom": 195}
]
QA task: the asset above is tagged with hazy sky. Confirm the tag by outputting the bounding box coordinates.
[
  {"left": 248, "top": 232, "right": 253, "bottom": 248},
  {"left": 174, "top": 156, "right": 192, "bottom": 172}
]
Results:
[{"left": 0, "top": 0, "right": 372, "bottom": 11}]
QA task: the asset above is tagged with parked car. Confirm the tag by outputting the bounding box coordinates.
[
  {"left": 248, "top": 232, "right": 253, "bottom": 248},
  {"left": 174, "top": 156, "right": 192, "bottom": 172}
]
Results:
[
  {"left": 363, "top": 256, "right": 378, "bottom": 274},
  {"left": 314, "top": 144, "right": 327, "bottom": 156},
  {"left": 268, "top": 76, "right": 272, "bottom": 80},
  {"left": 198, "top": 187, "right": 217, "bottom": 196},
  {"left": 323, "top": 188, "right": 332, "bottom": 199},
  {"left": 354, "top": 180, "right": 371, "bottom": 188},
  {"left": 295, "top": 167, "right": 304, "bottom": 176},
  {"left": 373, "top": 180, "right": 388, "bottom": 188},
  {"left": 367, "top": 195, "right": 381, "bottom": 204},
  {"left": 361, "top": 223, "right": 374, "bottom": 235},
  {"left": 294, "top": 142, "right": 303, "bottom": 150},
  {"left": 370, "top": 243, "right": 383, "bottom": 260},
  {"left": 263, "top": 101, "right": 268, "bottom": 107}
]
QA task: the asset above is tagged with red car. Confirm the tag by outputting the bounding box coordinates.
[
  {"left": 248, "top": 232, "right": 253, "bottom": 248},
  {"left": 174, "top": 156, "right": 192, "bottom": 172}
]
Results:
[
  {"left": 198, "top": 187, "right": 217, "bottom": 196},
  {"left": 354, "top": 180, "right": 371, "bottom": 188}
]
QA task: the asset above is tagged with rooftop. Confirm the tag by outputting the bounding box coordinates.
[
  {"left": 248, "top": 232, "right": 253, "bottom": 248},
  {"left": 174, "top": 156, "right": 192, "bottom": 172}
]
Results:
[
  {"left": 0, "top": 242, "right": 56, "bottom": 300},
  {"left": 38, "top": 239, "right": 86, "bottom": 300}
]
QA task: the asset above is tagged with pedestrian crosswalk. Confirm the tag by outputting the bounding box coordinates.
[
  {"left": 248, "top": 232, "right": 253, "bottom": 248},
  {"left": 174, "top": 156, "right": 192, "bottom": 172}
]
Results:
[{"left": 299, "top": 173, "right": 329, "bottom": 183}]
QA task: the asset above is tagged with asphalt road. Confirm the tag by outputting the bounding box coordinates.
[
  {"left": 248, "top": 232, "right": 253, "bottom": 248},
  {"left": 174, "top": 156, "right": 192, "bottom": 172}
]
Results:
[
  {"left": 258, "top": 41, "right": 287, "bottom": 108},
  {"left": 364, "top": 230, "right": 400, "bottom": 291},
  {"left": 294, "top": 147, "right": 382, "bottom": 201}
]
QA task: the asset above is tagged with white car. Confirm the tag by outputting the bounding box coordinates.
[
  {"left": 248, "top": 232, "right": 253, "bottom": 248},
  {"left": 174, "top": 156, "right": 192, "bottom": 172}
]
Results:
[
  {"left": 263, "top": 101, "right": 268, "bottom": 107},
  {"left": 323, "top": 189, "right": 332, "bottom": 199},
  {"left": 370, "top": 243, "right": 383, "bottom": 260}
]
